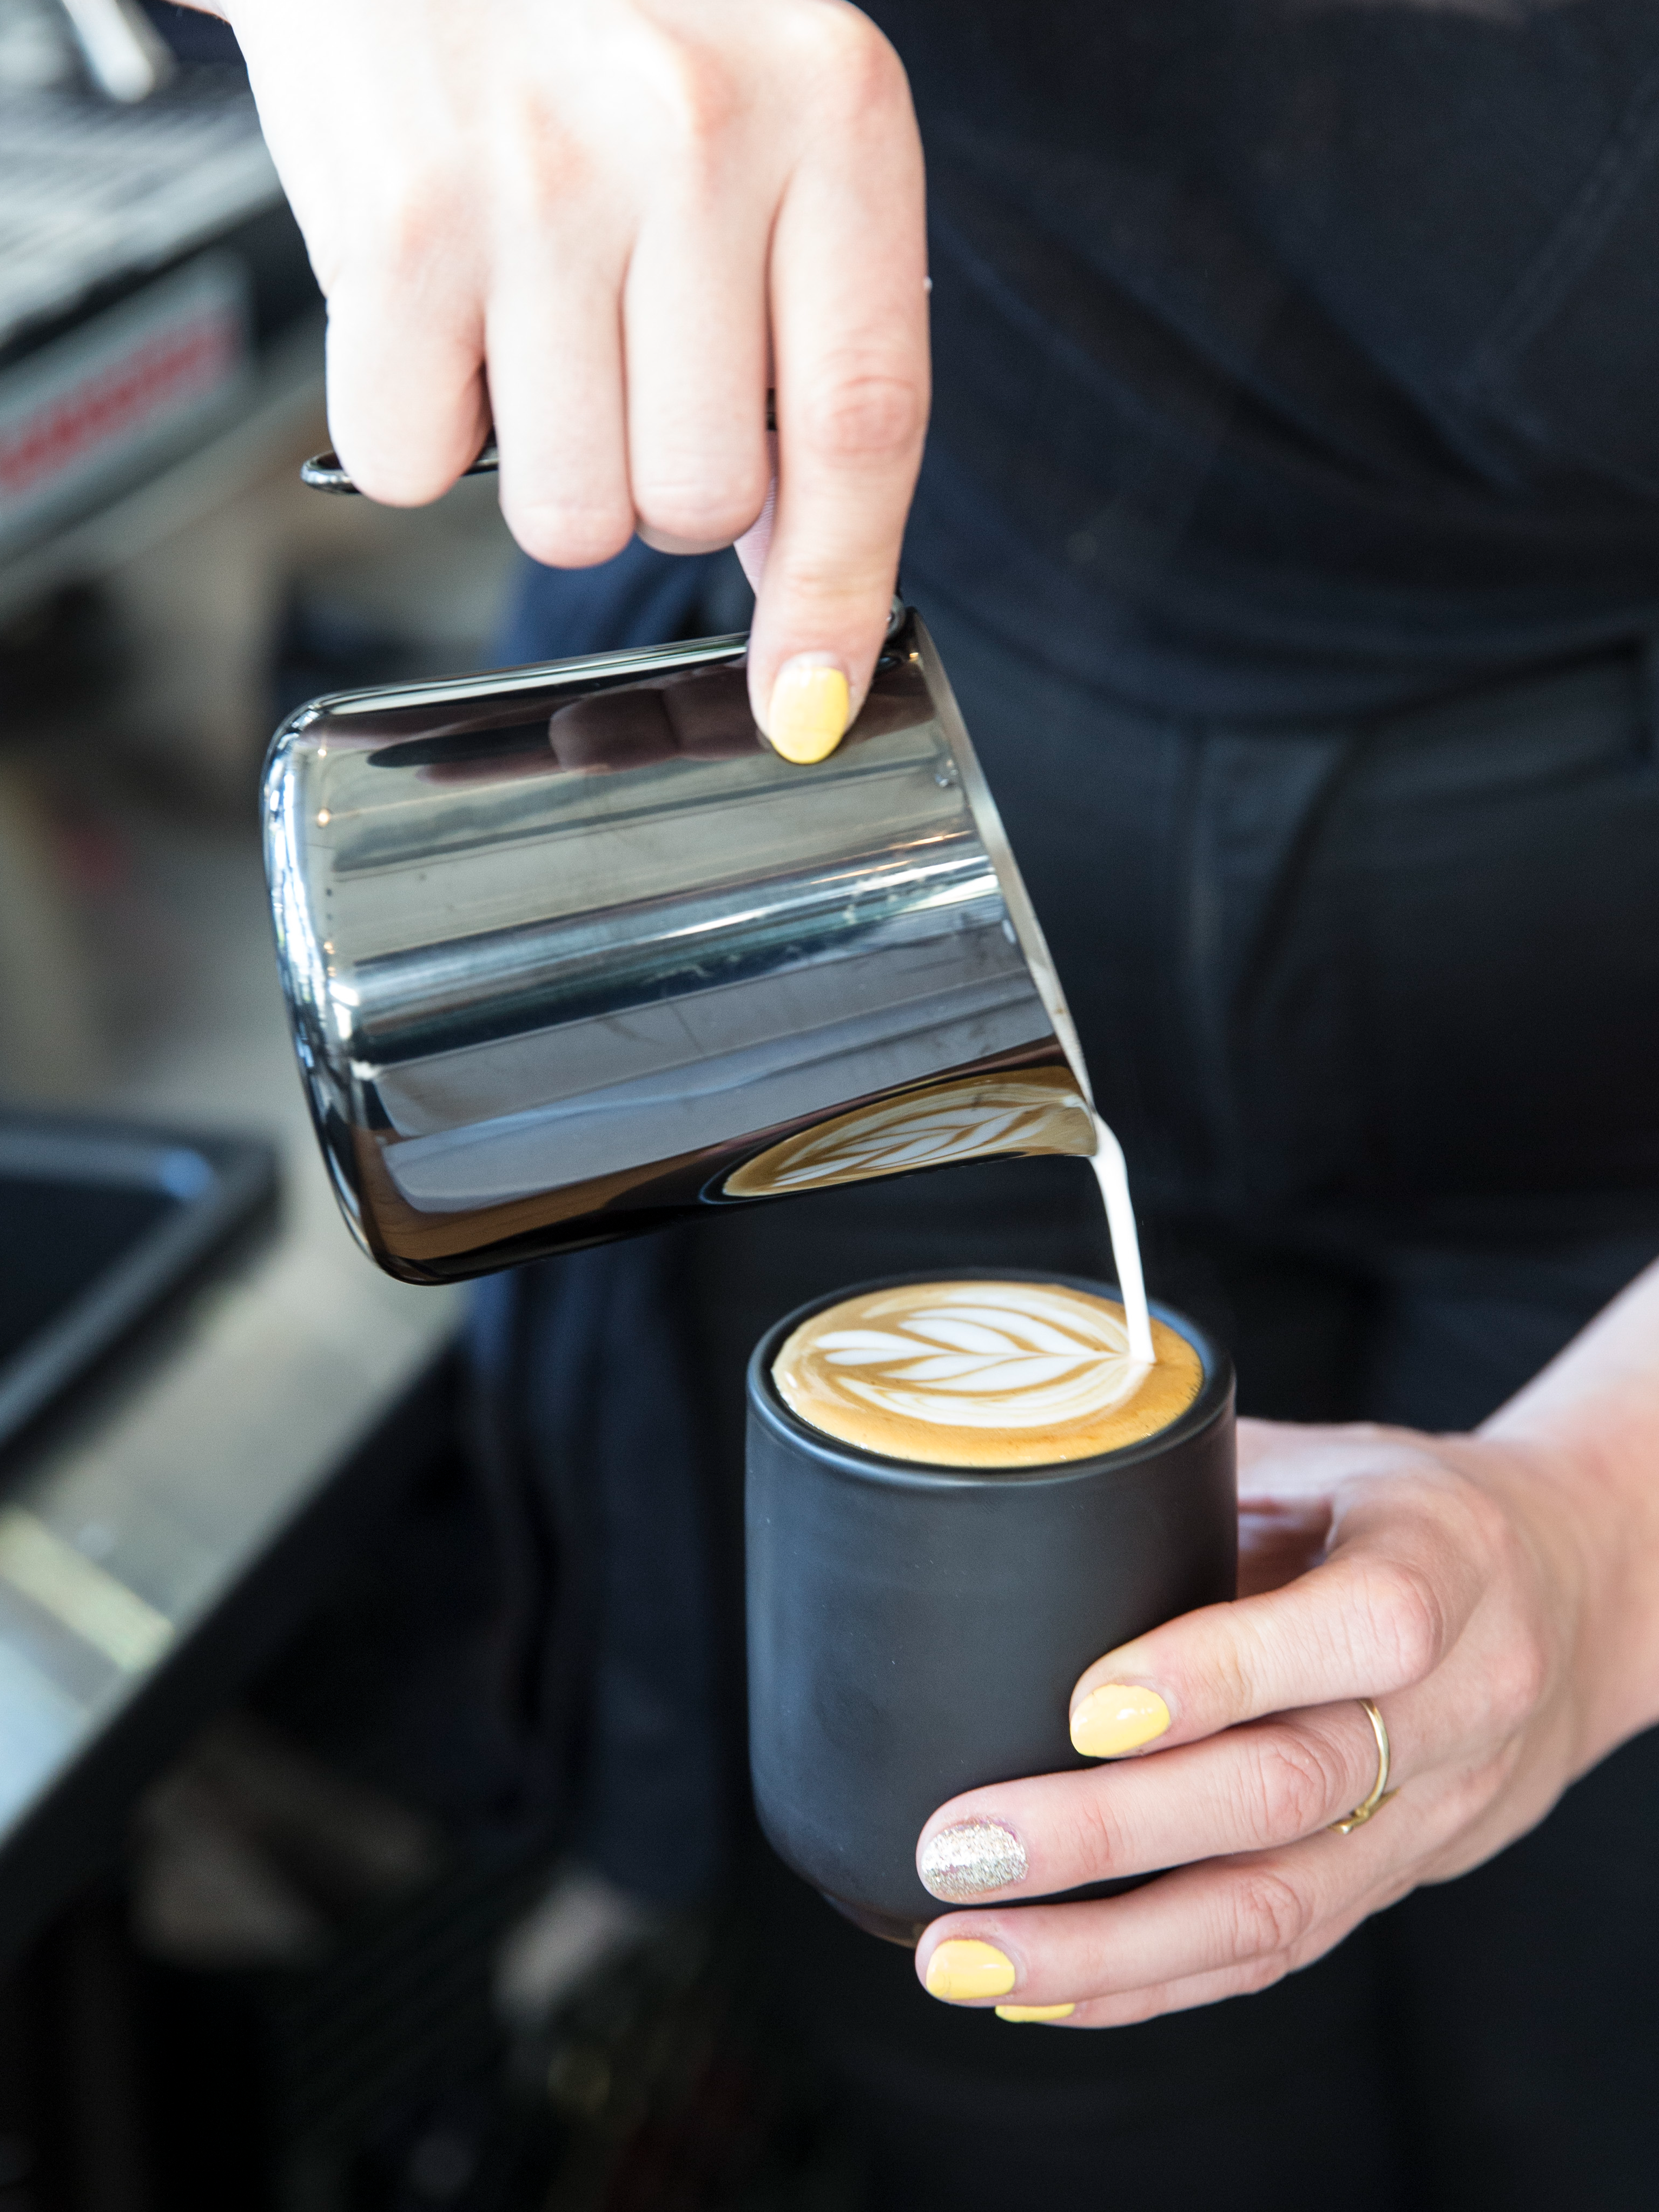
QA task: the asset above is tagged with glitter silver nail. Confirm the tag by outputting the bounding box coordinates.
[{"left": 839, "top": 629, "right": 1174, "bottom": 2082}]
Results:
[{"left": 918, "top": 1818, "right": 1027, "bottom": 1902}]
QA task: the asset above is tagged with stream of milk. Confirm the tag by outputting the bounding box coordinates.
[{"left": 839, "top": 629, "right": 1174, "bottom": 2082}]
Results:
[{"left": 1087, "top": 1112, "right": 1155, "bottom": 1367}]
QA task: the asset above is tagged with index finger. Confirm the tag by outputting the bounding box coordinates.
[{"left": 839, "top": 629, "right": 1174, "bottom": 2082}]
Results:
[
  {"left": 1068, "top": 1452, "right": 1486, "bottom": 1758},
  {"left": 746, "top": 12, "right": 928, "bottom": 762}
]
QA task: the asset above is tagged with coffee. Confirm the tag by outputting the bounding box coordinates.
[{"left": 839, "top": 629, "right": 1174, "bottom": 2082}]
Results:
[{"left": 772, "top": 1277, "right": 1203, "bottom": 1469}]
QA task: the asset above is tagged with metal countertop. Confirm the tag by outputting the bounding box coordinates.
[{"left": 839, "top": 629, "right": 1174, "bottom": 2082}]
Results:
[{"left": 0, "top": 809, "right": 464, "bottom": 1953}]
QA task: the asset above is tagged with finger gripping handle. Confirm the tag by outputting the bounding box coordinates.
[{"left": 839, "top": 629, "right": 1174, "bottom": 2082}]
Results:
[{"left": 300, "top": 395, "right": 778, "bottom": 493}]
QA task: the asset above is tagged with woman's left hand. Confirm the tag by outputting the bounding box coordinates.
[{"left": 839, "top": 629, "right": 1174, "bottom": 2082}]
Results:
[{"left": 911, "top": 1409, "right": 1643, "bottom": 2025}]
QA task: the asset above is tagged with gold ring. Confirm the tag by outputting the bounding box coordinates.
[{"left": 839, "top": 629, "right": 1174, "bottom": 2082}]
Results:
[{"left": 1330, "top": 1698, "right": 1397, "bottom": 1834}]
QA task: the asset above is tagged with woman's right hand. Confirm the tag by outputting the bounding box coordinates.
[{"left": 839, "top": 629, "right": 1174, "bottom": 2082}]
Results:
[{"left": 213, "top": 0, "right": 930, "bottom": 758}]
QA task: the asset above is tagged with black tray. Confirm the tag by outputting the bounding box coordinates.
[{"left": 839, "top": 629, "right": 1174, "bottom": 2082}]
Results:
[{"left": 0, "top": 1113, "right": 279, "bottom": 1459}]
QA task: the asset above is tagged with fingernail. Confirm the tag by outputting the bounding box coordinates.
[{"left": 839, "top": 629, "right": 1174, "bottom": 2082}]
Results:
[
  {"left": 1070, "top": 1683, "right": 1171, "bottom": 1758},
  {"left": 919, "top": 1818, "right": 1027, "bottom": 1902},
  {"left": 924, "top": 1939, "right": 1017, "bottom": 2003},
  {"left": 995, "top": 2004, "right": 1076, "bottom": 2022},
  {"left": 766, "top": 658, "right": 849, "bottom": 763}
]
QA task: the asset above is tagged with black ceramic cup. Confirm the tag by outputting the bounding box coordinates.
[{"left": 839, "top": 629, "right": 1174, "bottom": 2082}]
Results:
[{"left": 746, "top": 1269, "right": 1236, "bottom": 1945}]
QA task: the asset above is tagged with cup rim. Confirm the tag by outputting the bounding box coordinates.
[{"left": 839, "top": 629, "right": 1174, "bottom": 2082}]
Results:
[{"left": 747, "top": 1267, "right": 1234, "bottom": 1490}]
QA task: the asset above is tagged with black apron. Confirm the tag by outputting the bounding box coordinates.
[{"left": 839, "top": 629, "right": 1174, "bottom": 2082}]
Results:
[{"left": 878, "top": 0, "right": 1659, "bottom": 720}]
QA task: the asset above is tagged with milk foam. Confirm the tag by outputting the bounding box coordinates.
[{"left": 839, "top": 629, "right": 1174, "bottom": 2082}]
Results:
[
  {"left": 815, "top": 1281, "right": 1152, "bottom": 1432},
  {"left": 774, "top": 1279, "right": 1203, "bottom": 1468}
]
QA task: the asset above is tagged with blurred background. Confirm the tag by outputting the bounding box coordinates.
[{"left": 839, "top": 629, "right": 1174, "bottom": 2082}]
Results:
[{"left": 0, "top": 5, "right": 848, "bottom": 2204}]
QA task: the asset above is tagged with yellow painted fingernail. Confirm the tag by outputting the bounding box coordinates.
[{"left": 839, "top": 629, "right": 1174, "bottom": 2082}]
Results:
[
  {"left": 766, "top": 659, "right": 849, "bottom": 763},
  {"left": 995, "top": 2004, "right": 1076, "bottom": 2022},
  {"left": 924, "top": 1939, "right": 1017, "bottom": 2003},
  {"left": 1070, "top": 1683, "right": 1171, "bottom": 1758}
]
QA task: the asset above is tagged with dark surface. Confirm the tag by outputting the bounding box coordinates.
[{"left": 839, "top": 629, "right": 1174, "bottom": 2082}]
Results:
[
  {"left": 0, "top": 1412, "right": 565, "bottom": 2212},
  {"left": 0, "top": 1181, "right": 174, "bottom": 1373},
  {"left": 0, "top": 1354, "right": 458, "bottom": 1972},
  {"left": 0, "top": 1115, "right": 277, "bottom": 1466},
  {"left": 745, "top": 1275, "right": 1234, "bottom": 1941},
  {"left": 873, "top": 0, "right": 1659, "bottom": 719}
]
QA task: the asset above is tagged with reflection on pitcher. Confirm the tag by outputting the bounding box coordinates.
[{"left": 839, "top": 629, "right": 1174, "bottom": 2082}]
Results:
[
  {"left": 263, "top": 612, "right": 1101, "bottom": 1283},
  {"left": 724, "top": 1068, "right": 1095, "bottom": 1200}
]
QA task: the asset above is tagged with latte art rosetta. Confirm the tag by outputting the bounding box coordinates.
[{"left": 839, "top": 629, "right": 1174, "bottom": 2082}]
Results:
[
  {"left": 774, "top": 1279, "right": 1205, "bottom": 1469},
  {"left": 815, "top": 1286, "right": 1148, "bottom": 1430}
]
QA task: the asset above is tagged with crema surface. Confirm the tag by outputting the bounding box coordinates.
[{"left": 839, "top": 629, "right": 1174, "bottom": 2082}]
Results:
[{"left": 772, "top": 1280, "right": 1202, "bottom": 1468}]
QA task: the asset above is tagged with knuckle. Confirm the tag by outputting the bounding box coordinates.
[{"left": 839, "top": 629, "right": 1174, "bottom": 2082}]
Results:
[
  {"left": 1456, "top": 1479, "right": 1509, "bottom": 1552},
  {"left": 1360, "top": 1558, "right": 1449, "bottom": 1687},
  {"left": 760, "top": 546, "right": 897, "bottom": 626},
  {"left": 1225, "top": 1867, "right": 1311, "bottom": 1963},
  {"left": 797, "top": 367, "right": 927, "bottom": 468},
  {"left": 1069, "top": 1784, "right": 1135, "bottom": 1878},
  {"left": 494, "top": 88, "right": 590, "bottom": 211},
  {"left": 809, "top": 8, "right": 908, "bottom": 116},
  {"left": 1484, "top": 1627, "right": 1552, "bottom": 1734},
  {"left": 648, "top": 40, "right": 740, "bottom": 167},
  {"left": 1249, "top": 1730, "right": 1343, "bottom": 1842},
  {"left": 361, "top": 168, "right": 458, "bottom": 284},
  {"left": 1446, "top": 1757, "right": 1508, "bottom": 1831},
  {"left": 1206, "top": 1631, "right": 1259, "bottom": 1714},
  {"left": 633, "top": 469, "right": 767, "bottom": 548}
]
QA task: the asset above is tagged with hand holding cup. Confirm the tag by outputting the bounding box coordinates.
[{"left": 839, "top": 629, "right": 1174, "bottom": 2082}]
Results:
[{"left": 913, "top": 1262, "right": 1659, "bottom": 2024}]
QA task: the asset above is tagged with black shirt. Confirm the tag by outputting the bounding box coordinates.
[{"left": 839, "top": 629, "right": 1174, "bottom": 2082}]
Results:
[{"left": 873, "top": 0, "right": 1659, "bottom": 716}]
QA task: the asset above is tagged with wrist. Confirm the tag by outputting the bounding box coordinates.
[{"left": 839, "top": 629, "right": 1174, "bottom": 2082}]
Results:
[
  {"left": 1469, "top": 1261, "right": 1659, "bottom": 1764},
  {"left": 1473, "top": 1422, "right": 1659, "bottom": 1771}
]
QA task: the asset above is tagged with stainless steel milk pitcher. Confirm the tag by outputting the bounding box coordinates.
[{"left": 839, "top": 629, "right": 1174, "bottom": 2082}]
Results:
[{"left": 263, "top": 608, "right": 1097, "bottom": 1284}]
